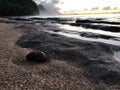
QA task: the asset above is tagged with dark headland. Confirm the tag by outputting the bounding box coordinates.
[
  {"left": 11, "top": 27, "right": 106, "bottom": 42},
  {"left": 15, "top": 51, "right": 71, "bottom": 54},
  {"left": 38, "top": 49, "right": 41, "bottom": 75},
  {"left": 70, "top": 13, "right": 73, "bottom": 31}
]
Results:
[{"left": 0, "top": 0, "right": 39, "bottom": 16}]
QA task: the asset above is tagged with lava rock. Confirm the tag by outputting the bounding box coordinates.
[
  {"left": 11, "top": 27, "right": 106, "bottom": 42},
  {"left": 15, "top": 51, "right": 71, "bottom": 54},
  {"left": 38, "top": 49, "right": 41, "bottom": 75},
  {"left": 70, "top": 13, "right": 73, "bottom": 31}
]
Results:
[
  {"left": 100, "top": 71, "right": 120, "bottom": 84},
  {"left": 26, "top": 51, "right": 47, "bottom": 63}
]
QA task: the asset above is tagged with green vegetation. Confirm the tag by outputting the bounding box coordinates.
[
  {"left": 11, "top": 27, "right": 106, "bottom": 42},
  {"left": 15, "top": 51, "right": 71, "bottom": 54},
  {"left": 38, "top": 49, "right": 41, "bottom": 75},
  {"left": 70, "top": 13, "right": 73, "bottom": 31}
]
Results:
[{"left": 0, "top": 0, "right": 39, "bottom": 16}]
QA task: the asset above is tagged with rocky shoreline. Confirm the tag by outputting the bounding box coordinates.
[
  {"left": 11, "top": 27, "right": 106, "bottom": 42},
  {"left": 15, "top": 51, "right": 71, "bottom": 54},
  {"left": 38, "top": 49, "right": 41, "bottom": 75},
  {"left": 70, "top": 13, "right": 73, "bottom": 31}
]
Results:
[
  {"left": 0, "top": 18, "right": 120, "bottom": 89},
  {"left": 16, "top": 21, "right": 120, "bottom": 84}
]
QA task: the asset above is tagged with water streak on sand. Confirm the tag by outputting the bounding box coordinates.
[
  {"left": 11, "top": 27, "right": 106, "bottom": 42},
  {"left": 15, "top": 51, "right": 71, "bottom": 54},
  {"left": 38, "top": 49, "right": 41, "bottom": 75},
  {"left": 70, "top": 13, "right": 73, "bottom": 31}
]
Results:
[
  {"left": 47, "top": 30, "right": 120, "bottom": 46},
  {"left": 56, "top": 24, "right": 120, "bottom": 37},
  {"left": 114, "top": 51, "right": 120, "bottom": 62}
]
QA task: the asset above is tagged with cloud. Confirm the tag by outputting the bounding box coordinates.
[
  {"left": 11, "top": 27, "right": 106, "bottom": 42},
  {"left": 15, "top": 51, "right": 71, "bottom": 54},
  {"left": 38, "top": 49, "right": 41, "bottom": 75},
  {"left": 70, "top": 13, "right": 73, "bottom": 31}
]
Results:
[
  {"left": 33, "top": 0, "right": 120, "bottom": 14},
  {"left": 50, "top": 0, "right": 60, "bottom": 4},
  {"left": 33, "top": 0, "right": 60, "bottom": 14}
]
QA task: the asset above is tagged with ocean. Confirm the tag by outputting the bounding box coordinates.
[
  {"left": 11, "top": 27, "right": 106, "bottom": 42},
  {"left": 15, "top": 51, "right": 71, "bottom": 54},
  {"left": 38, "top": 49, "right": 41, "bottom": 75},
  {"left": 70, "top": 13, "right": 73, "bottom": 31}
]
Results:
[{"left": 20, "top": 13, "right": 120, "bottom": 46}]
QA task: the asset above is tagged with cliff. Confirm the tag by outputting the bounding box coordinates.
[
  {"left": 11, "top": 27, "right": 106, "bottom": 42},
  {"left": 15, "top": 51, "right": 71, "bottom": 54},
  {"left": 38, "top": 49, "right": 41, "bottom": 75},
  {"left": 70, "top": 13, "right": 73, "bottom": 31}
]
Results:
[{"left": 0, "top": 0, "right": 39, "bottom": 16}]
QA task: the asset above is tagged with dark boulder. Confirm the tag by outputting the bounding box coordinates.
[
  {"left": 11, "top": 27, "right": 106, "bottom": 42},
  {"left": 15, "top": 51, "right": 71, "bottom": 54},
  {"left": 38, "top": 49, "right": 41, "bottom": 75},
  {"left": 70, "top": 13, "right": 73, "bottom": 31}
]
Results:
[{"left": 26, "top": 51, "right": 47, "bottom": 63}]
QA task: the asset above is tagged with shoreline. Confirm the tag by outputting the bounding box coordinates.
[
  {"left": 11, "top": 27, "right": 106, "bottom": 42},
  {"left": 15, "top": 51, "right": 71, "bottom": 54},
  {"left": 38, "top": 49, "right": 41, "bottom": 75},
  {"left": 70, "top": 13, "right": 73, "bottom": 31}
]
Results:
[{"left": 0, "top": 18, "right": 120, "bottom": 89}]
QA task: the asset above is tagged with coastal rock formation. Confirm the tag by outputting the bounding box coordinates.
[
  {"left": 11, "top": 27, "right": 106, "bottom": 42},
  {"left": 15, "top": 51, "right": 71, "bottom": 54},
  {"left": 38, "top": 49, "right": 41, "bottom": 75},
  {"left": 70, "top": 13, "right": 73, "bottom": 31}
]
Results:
[
  {"left": 70, "top": 19, "right": 120, "bottom": 32},
  {"left": 26, "top": 51, "right": 47, "bottom": 63},
  {"left": 16, "top": 26, "right": 120, "bottom": 85},
  {"left": 0, "top": 0, "right": 39, "bottom": 16}
]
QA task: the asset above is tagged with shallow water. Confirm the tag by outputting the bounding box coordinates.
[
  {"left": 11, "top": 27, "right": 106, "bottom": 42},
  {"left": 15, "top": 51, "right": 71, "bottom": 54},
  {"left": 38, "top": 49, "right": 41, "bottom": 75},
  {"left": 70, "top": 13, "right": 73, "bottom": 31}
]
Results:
[
  {"left": 47, "top": 30, "right": 120, "bottom": 46},
  {"left": 39, "top": 14, "right": 120, "bottom": 46},
  {"left": 44, "top": 24, "right": 120, "bottom": 46},
  {"left": 18, "top": 14, "right": 120, "bottom": 46},
  {"left": 55, "top": 24, "right": 120, "bottom": 37},
  {"left": 114, "top": 51, "right": 120, "bottom": 61}
]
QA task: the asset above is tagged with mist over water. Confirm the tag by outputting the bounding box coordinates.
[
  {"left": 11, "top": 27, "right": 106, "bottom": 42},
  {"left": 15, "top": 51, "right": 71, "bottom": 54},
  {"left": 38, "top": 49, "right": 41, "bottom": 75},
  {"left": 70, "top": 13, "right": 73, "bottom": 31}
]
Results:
[{"left": 34, "top": 0, "right": 60, "bottom": 15}]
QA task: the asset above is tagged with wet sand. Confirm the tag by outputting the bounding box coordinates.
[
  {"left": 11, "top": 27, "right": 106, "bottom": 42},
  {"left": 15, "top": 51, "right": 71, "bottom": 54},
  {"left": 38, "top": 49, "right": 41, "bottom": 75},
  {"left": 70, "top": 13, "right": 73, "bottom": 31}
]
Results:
[{"left": 0, "top": 18, "right": 120, "bottom": 89}]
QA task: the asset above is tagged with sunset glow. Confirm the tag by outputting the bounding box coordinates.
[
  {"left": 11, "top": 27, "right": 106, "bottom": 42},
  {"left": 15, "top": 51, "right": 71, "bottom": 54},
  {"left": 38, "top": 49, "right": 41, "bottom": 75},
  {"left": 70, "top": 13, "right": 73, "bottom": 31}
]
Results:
[{"left": 55, "top": 0, "right": 120, "bottom": 14}]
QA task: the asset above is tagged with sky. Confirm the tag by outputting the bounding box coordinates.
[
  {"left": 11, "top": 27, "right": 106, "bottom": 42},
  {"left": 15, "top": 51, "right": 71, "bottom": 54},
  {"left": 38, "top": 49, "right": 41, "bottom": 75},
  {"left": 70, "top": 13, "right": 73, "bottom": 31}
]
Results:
[{"left": 34, "top": 0, "right": 120, "bottom": 14}]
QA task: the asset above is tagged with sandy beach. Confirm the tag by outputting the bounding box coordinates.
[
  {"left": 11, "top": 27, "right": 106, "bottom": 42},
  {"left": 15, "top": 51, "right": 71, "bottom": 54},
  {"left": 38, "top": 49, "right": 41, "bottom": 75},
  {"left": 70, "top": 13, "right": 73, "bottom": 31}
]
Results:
[{"left": 0, "top": 18, "right": 120, "bottom": 90}]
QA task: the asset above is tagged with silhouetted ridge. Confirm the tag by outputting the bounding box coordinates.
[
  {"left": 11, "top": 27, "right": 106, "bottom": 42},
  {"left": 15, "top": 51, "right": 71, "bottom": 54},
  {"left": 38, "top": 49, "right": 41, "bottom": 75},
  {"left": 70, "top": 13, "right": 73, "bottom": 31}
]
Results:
[{"left": 0, "top": 0, "right": 39, "bottom": 16}]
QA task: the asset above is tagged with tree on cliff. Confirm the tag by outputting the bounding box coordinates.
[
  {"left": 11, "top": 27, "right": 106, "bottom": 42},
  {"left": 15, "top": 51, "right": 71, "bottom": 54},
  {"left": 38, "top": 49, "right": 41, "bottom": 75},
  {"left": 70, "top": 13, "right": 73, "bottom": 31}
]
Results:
[{"left": 0, "top": 0, "right": 39, "bottom": 16}]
